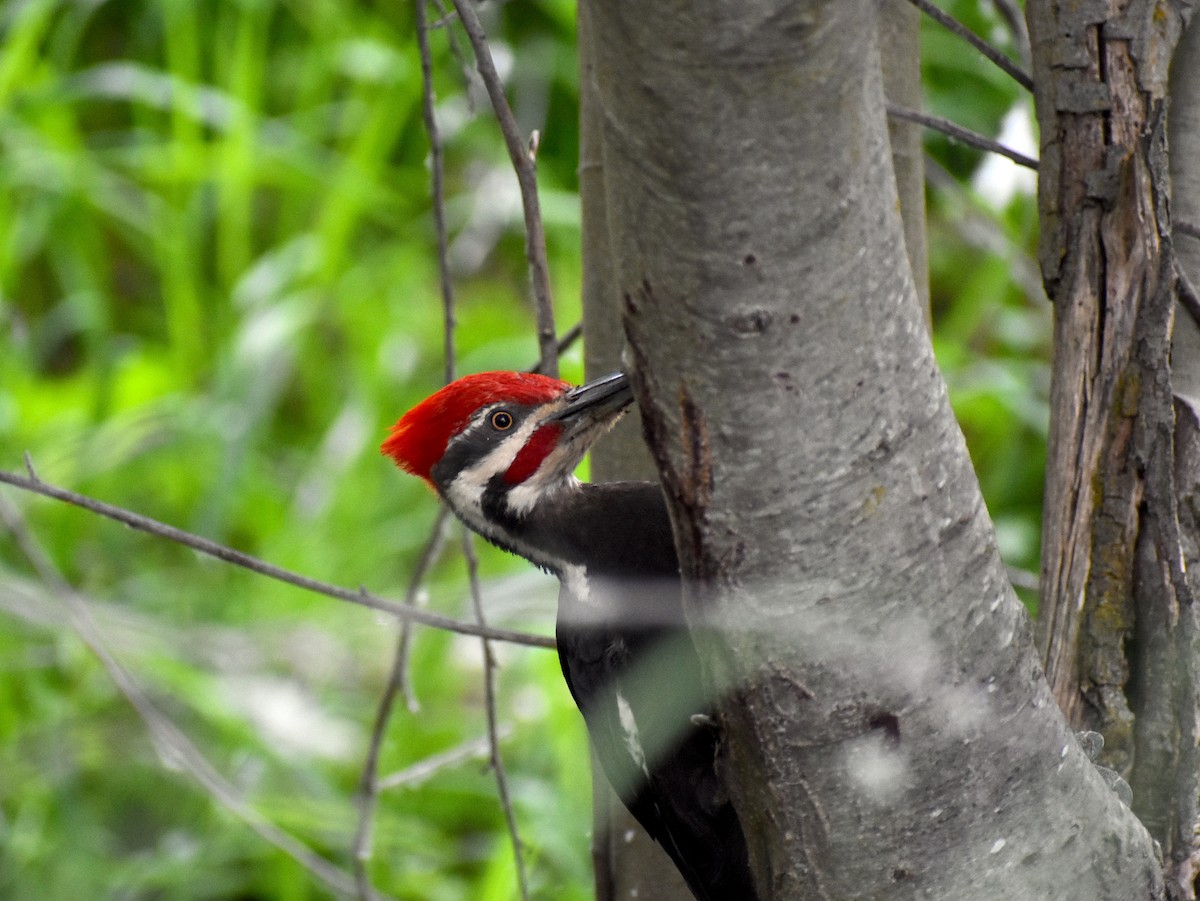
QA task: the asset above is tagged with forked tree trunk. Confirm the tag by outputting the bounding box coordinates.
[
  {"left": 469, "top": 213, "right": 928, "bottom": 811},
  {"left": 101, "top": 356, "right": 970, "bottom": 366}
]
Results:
[{"left": 585, "top": 0, "right": 1165, "bottom": 896}]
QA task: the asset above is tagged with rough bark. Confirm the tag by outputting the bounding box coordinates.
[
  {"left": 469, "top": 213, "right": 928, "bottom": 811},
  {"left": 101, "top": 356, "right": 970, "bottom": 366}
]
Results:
[
  {"left": 587, "top": 0, "right": 1164, "bottom": 897},
  {"left": 1028, "top": 1, "right": 1199, "bottom": 889},
  {"left": 578, "top": 5, "right": 695, "bottom": 898}
]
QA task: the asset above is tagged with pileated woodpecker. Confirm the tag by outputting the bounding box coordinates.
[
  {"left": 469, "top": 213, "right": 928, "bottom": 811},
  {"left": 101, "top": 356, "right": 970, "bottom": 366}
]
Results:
[{"left": 382, "top": 370, "right": 757, "bottom": 901}]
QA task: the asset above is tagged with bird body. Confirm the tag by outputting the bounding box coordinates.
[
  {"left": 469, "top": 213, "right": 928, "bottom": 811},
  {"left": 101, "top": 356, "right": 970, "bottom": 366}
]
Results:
[{"left": 383, "top": 371, "right": 757, "bottom": 901}]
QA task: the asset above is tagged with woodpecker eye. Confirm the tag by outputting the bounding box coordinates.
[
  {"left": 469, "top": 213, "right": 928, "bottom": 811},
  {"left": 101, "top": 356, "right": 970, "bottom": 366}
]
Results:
[{"left": 490, "top": 410, "right": 514, "bottom": 431}]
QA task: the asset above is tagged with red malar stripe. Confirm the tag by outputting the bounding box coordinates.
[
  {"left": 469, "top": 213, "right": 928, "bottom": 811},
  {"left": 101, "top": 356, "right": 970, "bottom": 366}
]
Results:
[{"left": 504, "top": 424, "right": 563, "bottom": 484}]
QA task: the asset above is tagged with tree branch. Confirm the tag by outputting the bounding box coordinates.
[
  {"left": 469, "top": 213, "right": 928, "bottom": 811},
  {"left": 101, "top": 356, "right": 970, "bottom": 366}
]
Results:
[
  {"left": 351, "top": 509, "right": 451, "bottom": 901},
  {"left": 449, "top": 0, "right": 558, "bottom": 376},
  {"left": 886, "top": 102, "right": 1039, "bottom": 170},
  {"left": 462, "top": 527, "right": 530, "bottom": 900},
  {"left": 0, "top": 468, "right": 556, "bottom": 649},
  {"left": 906, "top": 0, "right": 1034, "bottom": 91},
  {"left": 377, "top": 729, "right": 511, "bottom": 790}
]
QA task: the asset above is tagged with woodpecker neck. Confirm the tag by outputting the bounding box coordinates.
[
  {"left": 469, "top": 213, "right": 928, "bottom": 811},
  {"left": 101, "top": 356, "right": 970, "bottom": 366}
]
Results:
[
  {"left": 438, "top": 480, "right": 678, "bottom": 604},
  {"left": 441, "top": 467, "right": 585, "bottom": 579}
]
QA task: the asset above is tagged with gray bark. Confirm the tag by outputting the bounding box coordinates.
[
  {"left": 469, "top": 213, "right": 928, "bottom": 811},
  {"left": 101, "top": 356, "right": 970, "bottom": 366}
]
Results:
[
  {"left": 585, "top": 0, "right": 1164, "bottom": 896},
  {"left": 578, "top": 4, "right": 695, "bottom": 898},
  {"left": 1174, "top": 11, "right": 1200, "bottom": 406},
  {"left": 879, "top": 0, "right": 930, "bottom": 322}
]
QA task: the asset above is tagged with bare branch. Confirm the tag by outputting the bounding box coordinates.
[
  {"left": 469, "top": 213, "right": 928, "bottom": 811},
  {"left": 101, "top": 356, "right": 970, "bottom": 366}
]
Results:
[
  {"left": 416, "top": 4, "right": 457, "bottom": 389},
  {"left": 463, "top": 527, "right": 530, "bottom": 900},
  {"left": 0, "top": 496, "right": 376, "bottom": 901},
  {"left": 378, "top": 729, "right": 512, "bottom": 790},
  {"left": 530, "top": 321, "right": 583, "bottom": 376},
  {"left": 0, "top": 469, "right": 556, "bottom": 650},
  {"left": 449, "top": 0, "right": 559, "bottom": 376},
  {"left": 1178, "top": 220, "right": 1200, "bottom": 241},
  {"left": 886, "top": 102, "right": 1039, "bottom": 170},
  {"left": 991, "top": 0, "right": 1032, "bottom": 68},
  {"left": 352, "top": 507, "right": 452, "bottom": 901},
  {"left": 906, "top": 0, "right": 1034, "bottom": 91}
]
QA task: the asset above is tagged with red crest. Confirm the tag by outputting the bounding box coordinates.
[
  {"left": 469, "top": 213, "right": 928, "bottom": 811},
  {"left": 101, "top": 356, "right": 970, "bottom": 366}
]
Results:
[{"left": 382, "top": 371, "right": 570, "bottom": 483}]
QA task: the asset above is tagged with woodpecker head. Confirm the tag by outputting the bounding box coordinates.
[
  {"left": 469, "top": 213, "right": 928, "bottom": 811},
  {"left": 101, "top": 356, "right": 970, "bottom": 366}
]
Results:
[{"left": 382, "top": 370, "right": 633, "bottom": 548}]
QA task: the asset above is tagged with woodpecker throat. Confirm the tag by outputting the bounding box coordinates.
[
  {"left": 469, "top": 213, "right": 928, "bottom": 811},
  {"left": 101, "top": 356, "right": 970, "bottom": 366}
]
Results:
[{"left": 383, "top": 371, "right": 758, "bottom": 901}]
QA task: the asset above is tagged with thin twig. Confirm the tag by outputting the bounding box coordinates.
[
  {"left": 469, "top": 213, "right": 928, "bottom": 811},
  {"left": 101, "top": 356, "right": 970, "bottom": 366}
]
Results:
[
  {"left": 906, "top": 0, "right": 1034, "bottom": 92},
  {"left": 416, "top": 10, "right": 457, "bottom": 387},
  {"left": 990, "top": 0, "right": 1032, "bottom": 68},
  {"left": 353, "top": 10, "right": 463, "bottom": 892},
  {"left": 378, "top": 728, "right": 512, "bottom": 790},
  {"left": 0, "top": 469, "right": 555, "bottom": 649},
  {"left": 462, "top": 527, "right": 530, "bottom": 901},
  {"left": 0, "top": 497, "right": 376, "bottom": 900},
  {"left": 530, "top": 321, "right": 583, "bottom": 376},
  {"left": 886, "top": 102, "right": 1039, "bottom": 170},
  {"left": 1177, "top": 220, "right": 1200, "bottom": 242},
  {"left": 449, "top": 0, "right": 559, "bottom": 376},
  {"left": 426, "top": 0, "right": 469, "bottom": 83},
  {"left": 416, "top": 8, "right": 529, "bottom": 885},
  {"left": 351, "top": 506, "right": 452, "bottom": 901}
]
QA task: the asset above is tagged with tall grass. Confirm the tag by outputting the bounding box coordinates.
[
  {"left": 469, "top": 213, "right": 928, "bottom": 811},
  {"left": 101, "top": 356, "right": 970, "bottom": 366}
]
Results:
[{"left": 1, "top": 1, "right": 587, "bottom": 898}]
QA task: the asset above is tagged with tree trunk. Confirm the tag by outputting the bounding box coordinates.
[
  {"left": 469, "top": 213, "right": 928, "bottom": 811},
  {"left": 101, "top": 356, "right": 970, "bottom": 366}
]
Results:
[
  {"left": 578, "top": 4, "right": 695, "bottom": 897},
  {"left": 586, "top": 0, "right": 1164, "bottom": 896},
  {"left": 1029, "top": 1, "right": 1199, "bottom": 891},
  {"left": 879, "top": 0, "right": 930, "bottom": 323}
]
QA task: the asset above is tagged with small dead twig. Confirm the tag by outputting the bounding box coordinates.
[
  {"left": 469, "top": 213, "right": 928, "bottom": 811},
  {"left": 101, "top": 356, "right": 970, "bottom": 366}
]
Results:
[
  {"left": 448, "top": 0, "right": 558, "bottom": 376},
  {"left": 463, "top": 528, "right": 531, "bottom": 900},
  {"left": 906, "top": 0, "right": 1034, "bottom": 92},
  {"left": 886, "top": 103, "right": 1039, "bottom": 170},
  {"left": 0, "top": 468, "right": 555, "bottom": 649}
]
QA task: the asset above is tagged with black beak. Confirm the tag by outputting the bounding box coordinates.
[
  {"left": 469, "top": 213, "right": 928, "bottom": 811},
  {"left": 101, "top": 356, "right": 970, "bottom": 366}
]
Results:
[{"left": 550, "top": 372, "right": 634, "bottom": 424}]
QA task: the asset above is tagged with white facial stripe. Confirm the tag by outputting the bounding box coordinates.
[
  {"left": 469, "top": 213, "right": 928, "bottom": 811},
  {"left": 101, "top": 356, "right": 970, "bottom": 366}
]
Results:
[
  {"left": 616, "top": 691, "right": 650, "bottom": 777},
  {"left": 439, "top": 402, "right": 603, "bottom": 601},
  {"left": 444, "top": 412, "right": 544, "bottom": 523}
]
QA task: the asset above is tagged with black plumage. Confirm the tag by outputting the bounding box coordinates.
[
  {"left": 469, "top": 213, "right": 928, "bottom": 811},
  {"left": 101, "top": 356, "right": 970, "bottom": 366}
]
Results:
[{"left": 514, "top": 482, "right": 758, "bottom": 901}]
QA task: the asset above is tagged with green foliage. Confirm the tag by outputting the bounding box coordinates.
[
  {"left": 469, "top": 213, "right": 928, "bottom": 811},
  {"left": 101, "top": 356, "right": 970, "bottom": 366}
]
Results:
[
  {"left": 922, "top": 0, "right": 1047, "bottom": 599},
  {"left": 0, "top": 0, "right": 1045, "bottom": 897}
]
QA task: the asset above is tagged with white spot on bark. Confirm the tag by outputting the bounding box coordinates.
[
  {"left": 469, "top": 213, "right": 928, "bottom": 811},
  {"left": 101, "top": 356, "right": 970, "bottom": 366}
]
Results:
[
  {"left": 844, "top": 735, "right": 908, "bottom": 803},
  {"left": 990, "top": 838, "right": 1007, "bottom": 854}
]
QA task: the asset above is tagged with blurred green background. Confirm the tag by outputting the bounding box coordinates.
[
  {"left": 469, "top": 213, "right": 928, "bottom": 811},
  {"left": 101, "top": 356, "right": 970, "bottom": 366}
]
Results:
[{"left": 0, "top": 1, "right": 1044, "bottom": 898}]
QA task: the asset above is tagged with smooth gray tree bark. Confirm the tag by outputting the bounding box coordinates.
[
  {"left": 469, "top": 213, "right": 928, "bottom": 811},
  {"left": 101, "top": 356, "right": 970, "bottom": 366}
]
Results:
[
  {"left": 578, "top": 5, "right": 695, "bottom": 898},
  {"left": 1173, "top": 11, "right": 1200, "bottom": 405},
  {"left": 583, "top": 0, "right": 1164, "bottom": 896},
  {"left": 879, "top": 0, "right": 930, "bottom": 322}
]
